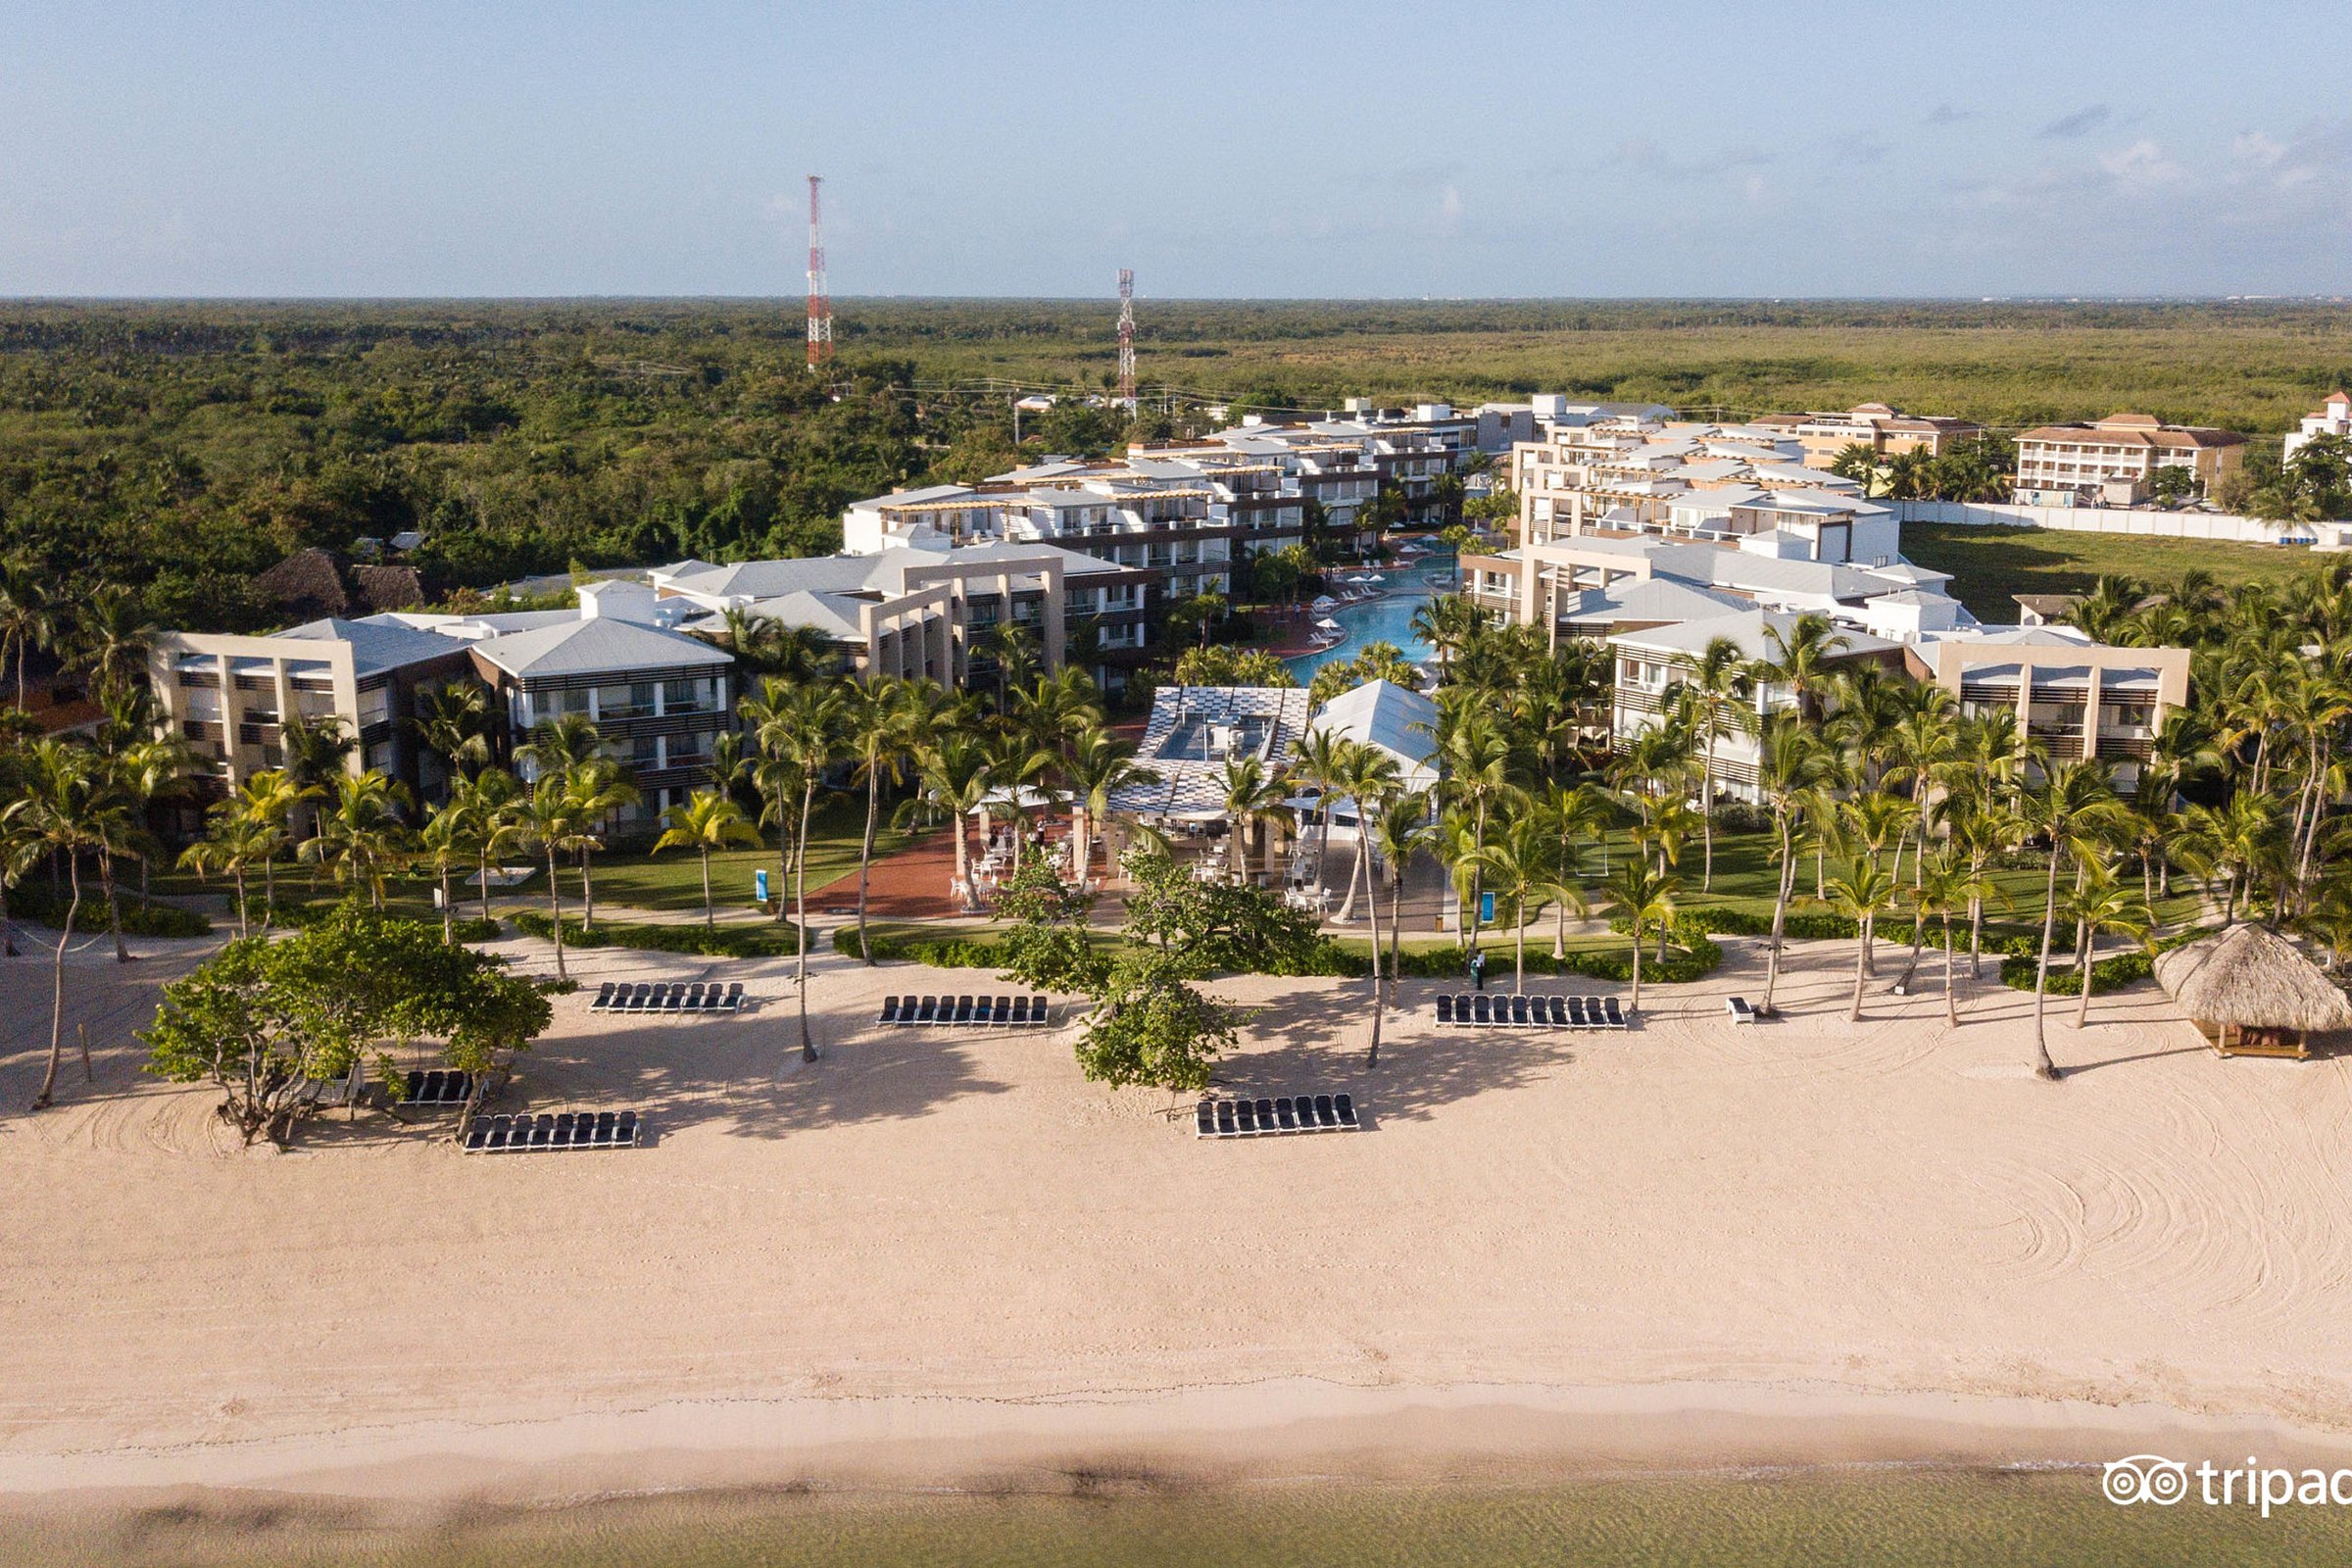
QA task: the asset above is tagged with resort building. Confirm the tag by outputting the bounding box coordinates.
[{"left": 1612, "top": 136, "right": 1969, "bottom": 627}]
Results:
[
  {"left": 1460, "top": 534, "right": 1965, "bottom": 648},
  {"left": 1507, "top": 414, "right": 1883, "bottom": 557},
  {"left": 1750, "top": 403, "right": 1984, "bottom": 468},
  {"left": 651, "top": 532, "right": 1146, "bottom": 690},
  {"left": 2012, "top": 413, "right": 2247, "bottom": 506},
  {"left": 2284, "top": 390, "right": 2352, "bottom": 464},
  {"left": 148, "top": 618, "right": 476, "bottom": 808},
  {"left": 1301, "top": 677, "right": 1441, "bottom": 822},
  {"left": 1904, "top": 626, "right": 2190, "bottom": 793}
]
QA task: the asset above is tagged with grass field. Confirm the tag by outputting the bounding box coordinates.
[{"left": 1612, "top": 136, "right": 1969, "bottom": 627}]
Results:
[{"left": 1900, "top": 521, "right": 2316, "bottom": 618}]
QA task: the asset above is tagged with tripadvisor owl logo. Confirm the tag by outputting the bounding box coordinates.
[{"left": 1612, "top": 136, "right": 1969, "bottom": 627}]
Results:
[{"left": 2104, "top": 1455, "right": 2352, "bottom": 1517}]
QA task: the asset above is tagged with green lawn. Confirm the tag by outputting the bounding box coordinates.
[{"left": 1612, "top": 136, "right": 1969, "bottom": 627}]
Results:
[
  {"left": 157, "top": 798, "right": 924, "bottom": 921},
  {"left": 1900, "top": 521, "right": 2316, "bottom": 620}
]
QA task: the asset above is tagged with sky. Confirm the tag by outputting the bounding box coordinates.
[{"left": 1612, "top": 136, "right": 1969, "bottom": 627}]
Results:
[{"left": 3, "top": 1, "right": 2349, "bottom": 300}]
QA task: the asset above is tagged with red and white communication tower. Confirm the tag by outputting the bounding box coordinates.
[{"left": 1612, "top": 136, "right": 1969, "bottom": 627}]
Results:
[
  {"left": 805, "top": 174, "right": 833, "bottom": 371},
  {"left": 1115, "top": 268, "right": 1136, "bottom": 407}
]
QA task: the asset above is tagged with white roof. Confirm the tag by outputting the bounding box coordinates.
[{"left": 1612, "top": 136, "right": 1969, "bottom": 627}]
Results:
[
  {"left": 1308, "top": 678, "right": 1439, "bottom": 777},
  {"left": 1609, "top": 608, "right": 1898, "bottom": 664},
  {"left": 1109, "top": 686, "right": 1314, "bottom": 819},
  {"left": 471, "top": 617, "right": 730, "bottom": 680}
]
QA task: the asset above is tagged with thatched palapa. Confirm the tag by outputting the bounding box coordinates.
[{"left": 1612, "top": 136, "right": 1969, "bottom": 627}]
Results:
[{"left": 2153, "top": 924, "right": 2352, "bottom": 1059}]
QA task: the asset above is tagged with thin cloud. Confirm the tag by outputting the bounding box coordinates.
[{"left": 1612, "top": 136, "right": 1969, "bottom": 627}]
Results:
[
  {"left": 1924, "top": 103, "right": 1975, "bottom": 125},
  {"left": 1614, "top": 138, "right": 1776, "bottom": 184},
  {"left": 2037, "top": 104, "right": 2111, "bottom": 140}
]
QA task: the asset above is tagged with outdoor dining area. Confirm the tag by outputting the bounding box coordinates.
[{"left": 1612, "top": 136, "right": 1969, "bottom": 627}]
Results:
[{"left": 2152, "top": 923, "right": 2352, "bottom": 1060}]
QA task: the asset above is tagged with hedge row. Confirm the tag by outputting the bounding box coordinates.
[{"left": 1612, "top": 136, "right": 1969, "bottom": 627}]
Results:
[
  {"left": 834, "top": 926, "right": 1008, "bottom": 969},
  {"left": 1997, "top": 927, "right": 2207, "bottom": 996},
  {"left": 10, "top": 885, "right": 212, "bottom": 938},
  {"left": 512, "top": 908, "right": 808, "bottom": 958}
]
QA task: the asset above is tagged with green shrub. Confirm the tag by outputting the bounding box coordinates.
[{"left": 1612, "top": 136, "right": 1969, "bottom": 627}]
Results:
[
  {"left": 11, "top": 885, "right": 211, "bottom": 938},
  {"left": 834, "top": 926, "right": 1007, "bottom": 968},
  {"left": 1998, "top": 926, "right": 2207, "bottom": 995},
  {"left": 512, "top": 908, "right": 807, "bottom": 959}
]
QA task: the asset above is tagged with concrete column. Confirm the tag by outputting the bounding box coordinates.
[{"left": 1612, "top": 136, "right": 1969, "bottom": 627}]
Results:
[
  {"left": 1042, "top": 560, "right": 1066, "bottom": 673},
  {"left": 2081, "top": 666, "right": 2101, "bottom": 762}
]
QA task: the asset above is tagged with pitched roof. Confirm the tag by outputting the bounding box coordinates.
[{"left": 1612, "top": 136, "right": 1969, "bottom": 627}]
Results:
[
  {"left": 2154, "top": 924, "right": 2352, "bottom": 1031},
  {"left": 470, "top": 617, "right": 730, "bottom": 680},
  {"left": 272, "top": 616, "right": 466, "bottom": 677},
  {"left": 255, "top": 548, "right": 349, "bottom": 616},
  {"left": 1309, "top": 678, "right": 1439, "bottom": 772}
]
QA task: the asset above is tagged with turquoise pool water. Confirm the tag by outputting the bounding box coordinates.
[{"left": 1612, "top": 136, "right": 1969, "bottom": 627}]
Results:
[{"left": 1285, "top": 554, "right": 1457, "bottom": 680}]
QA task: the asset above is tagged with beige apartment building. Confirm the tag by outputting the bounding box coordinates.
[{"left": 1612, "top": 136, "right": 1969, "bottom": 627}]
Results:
[
  {"left": 2012, "top": 413, "right": 2246, "bottom": 506},
  {"left": 1908, "top": 629, "right": 2190, "bottom": 791},
  {"left": 1751, "top": 403, "right": 1984, "bottom": 467}
]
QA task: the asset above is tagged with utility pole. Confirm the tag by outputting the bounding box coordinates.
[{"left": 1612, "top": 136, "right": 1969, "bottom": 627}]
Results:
[{"left": 1116, "top": 269, "right": 1136, "bottom": 409}]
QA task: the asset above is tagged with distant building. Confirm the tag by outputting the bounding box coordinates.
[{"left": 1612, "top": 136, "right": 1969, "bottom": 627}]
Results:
[
  {"left": 1750, "top": 402, "right": 1984, "bottom": 468},
  {"left": 2012, "top": 413, "right": 2246, "bottom": 506},
  {"left": 2284, "top": 390, "right": 2352, "bottom": 465},
  {"left": 1907, "top": 628, "right": 2190, "bottom": 793}
]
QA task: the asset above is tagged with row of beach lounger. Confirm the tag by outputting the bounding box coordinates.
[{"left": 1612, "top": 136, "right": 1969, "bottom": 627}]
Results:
[
  {"left": 1436, "top": 993, "right": 1629, "bottom": 1030},
  {"left": 401, "top": 1068, "right": 476, "bottom": 1107},
  {"left": 1196, "top": 1093, "right": 1361, "bottom": 1138},
  {"left": 463, "top": 1110, "right": 640, "bottom": 1152},
  {"left": 588, "top": 981, "right": 743, "bottom": 1013},
  {"left": 877, "top": 994, "right": 1050, "bottom": 1027}
]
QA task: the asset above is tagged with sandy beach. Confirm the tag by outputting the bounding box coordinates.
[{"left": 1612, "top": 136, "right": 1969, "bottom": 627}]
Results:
[{"left": 5, "top": 924, "right": 2352, "bottom": 1510}]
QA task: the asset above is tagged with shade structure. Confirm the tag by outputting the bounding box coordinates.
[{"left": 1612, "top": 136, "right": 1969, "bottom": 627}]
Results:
[
  {"left": 1315, "top": 617, "right": 1344, "bottom": 631},
  {"left": 2153, "top": 924, "right": 2352, "bottom": 1059},
  {"left": 1309, "top": 595, "right": 1339, "bottom": 612}
]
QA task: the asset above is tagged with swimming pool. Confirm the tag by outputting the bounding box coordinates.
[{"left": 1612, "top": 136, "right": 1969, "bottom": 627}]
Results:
[{"left": 1284, "top": 553, "right": 1457, "bottom": 681}]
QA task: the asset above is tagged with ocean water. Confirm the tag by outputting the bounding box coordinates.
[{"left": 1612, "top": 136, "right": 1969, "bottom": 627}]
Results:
[
  {"left": 28, "top": 1470, "right": 2351, "bottom": 1567},
  {"left": 1283, "top": 554, "right": 1456, "bottom": 681}
]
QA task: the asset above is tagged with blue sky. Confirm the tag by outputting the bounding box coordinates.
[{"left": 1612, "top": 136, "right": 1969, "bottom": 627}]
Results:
[{"left": 3, "top": 1, "right": 2348, "bottom": 298}]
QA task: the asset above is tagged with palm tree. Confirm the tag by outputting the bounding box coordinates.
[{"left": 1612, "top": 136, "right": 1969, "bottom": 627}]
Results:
[
  {"left": 516, "top": 710, "right": 602, "bottom": 781},
  {"left": 749, "top": 680, "right": 846, "bottom": 1063},
  {"left": 418, "top": 800, "right": 470, "bottom": 941},
  {"left": 1544, "top": 781, "right": 1614, "bottom": 959},
  {"left": 1061, "top": 724, "right": 1157, "bottom": 896},
  {"left": 842, "top": 677, "right": 915, "bottom": 964},
  {"left": 1671, "top": 634, "right": 1751, "bottom": 891},
  {"left": 1911, "top": 848, "right": 1988, "bottom": 1029},
  {"left": 1758, "top": 612, "right": 1849, "bottom": 722},
  {"left": 493, "top": 774, "right": 592, "bottom": 979},
  {"left": 1408, "top": 594, "right": 1482, "bottom": 678},
  {"left": 1216, "top": 753, "right": 1288, "bottom": 882},
  {"left": 1433, "top": 704, "right": 1518, "bottom": 949},
  {"left": 177, "top": 807, "right": 273, "bottom": 939},
  {"left": 2019, "top": 760, "right": 2132, "bottom": 1079},
  {"left": 70, "top": 586, "right": 156, "bottom": 705},
  {"left": 277, "top": 712, "right": 355, "bottom": 843},
  {"left": 1364, "top": 789, "right": 1436, "bottom": 1068},
  {"left": 560, "top": 759, "right": 641, "bottom": 931},
  {"left": 2062, "top": 861, "right": 2154, "bottom": 1028},
  {"left": 414, "top": 680, "right": 493, "bottom": 783},
  {"left": 0, "top": 567, "right": 55, "bottom": 713},
  {"left": 446, "top": 766, "right": 520, "bottom": 926},
  {"left": 1819, "top": 856, "right": 1899, "bottom": 1022},
  {"left": 228, "top": 767, "right": 313, "bottom": 920},
  {"left": 1753, "top": 712, "right": 1831, "bottom": 1016},
  {"left": 1598, "top": 858, "right": 1678, "bottom": 1011},
  {"left": 653, "top": 788, "right": 763, "bottom": 928},
  {"left": 299, "top": 770, "right": 415, "bottom": 909},
  {"left": 1476, "top": 814, "right": 1575, "bottom": 993},
  {"left": 1290, "top": 727, "right": 1351, "bottom": 904},
  {"left": 918, "top": 732, "right": 994, "bottom": 911},
  {"left": 1331, "top": 740, "right": 1403, "bottom": 924},
  {"left": 5, "top": 740, "right": 99, "bottom": 1109}
]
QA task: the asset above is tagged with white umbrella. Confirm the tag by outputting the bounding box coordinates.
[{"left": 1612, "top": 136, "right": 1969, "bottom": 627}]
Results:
[
  {"left": 1315, "top": 617, "right": 1345, "bottom": 631},
  {"left": 1309, "top": 595, "right": 1339, "bottom": 611}
]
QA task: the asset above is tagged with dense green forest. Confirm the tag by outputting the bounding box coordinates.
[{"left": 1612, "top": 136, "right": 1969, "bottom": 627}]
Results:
[{"left": 1, "top": 298, "right": 2347, "bottom": 633}]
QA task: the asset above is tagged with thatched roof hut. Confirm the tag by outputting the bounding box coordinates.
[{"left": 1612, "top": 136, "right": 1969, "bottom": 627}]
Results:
[{"left": 2153, "top": 924, "right": 2352, "bottom": 1059}]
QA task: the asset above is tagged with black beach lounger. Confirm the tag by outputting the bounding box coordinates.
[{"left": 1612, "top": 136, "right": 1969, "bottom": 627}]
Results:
[
  {"left": 1275, "top": 1098, "right": 1298, "bottom": 1131},
  {"left": 591, "top": 982, "right": 615, "bottom": 1011},
  {"left": 878, "top": 995, "right": 902, "bottom": 1025},
  {"left": 1313, "top": 1094, "right": 1338, "bottom": 1129},
  {"left": 1216, "top": 1099, "right": 1238, "bottom": 1135},
  {"left": 1335, "top": 1094, "right": 1359, "bottom": 1128},
  {"left": 1583, "top": 997, "right": 1605, "bottom": 1028},
  {"left": 995, "top": 995, "right": 1014, "bottom": 1025},
  {"left": 552, "top": 1112, "right": 576, "bottom": 1148},
  {"left": 1545, "top": 996, "right": 1568, "bottom": 1027},
  {"left": 915, "top": 995, "right": 938, "bottom": 1024},
  {"left": 614, "top": 1110, "right": 639, "bottom": 1147},
  {"left": 524, "top": 1114, "right": 552, "bottom": 1149},
  {"left": 699, "top": 983, "right": 723, "bottom": 1012},
  {"left": 1509, "top": 995, "right": 1531, "bottom": 1026},
  {"left": 1437, "top": 995, "right": 1454, "bottom": 1024},
  {"left": 1253, "top": 1098, "right": 1276, "bottom": 1132},
  {"left": 971, "top": 996, "right": 993, "bottom": 1025},
  {"left": 953, "top": 995, "right": 973, "bottom": 1023},
  {"left": 1196, "top": 1102, "right": 1216, "bottom": 1137},
  {"left": 683, "top": 982, "right": 706, "bottom": 1011},
  {"left": 723, "top": 982, "right": 744, "bottom": 1011},
  {"left": 463, "top": 1121, "right": 489, "bottom": 1152},
  {"left": 1029, "top": 996, "right": 1048, "bottom": 1024},
  {"left": 1472, "top": 994, "right": 1493, "bottom": 1026},
  {"left": 1604, "top": 997, "right": 1627, "bottom": 1028},
  {"left": 588, "top": 1110, "right": 613, "bottom": 1147},
  {"left": 662, "top": 985, "right": 685, "bottom": 1012},
  {"left": 1567, "top": 996, "right": 1589, "bottom": 1028},
  {"left": 1234, "top": 1099, "right": 1257, "bottom": 1134}
]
